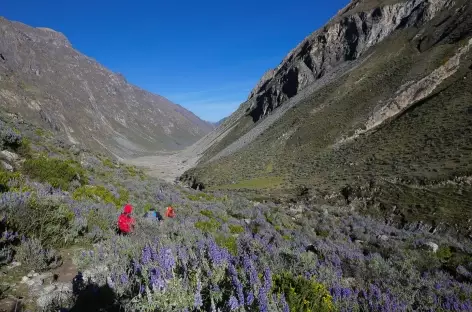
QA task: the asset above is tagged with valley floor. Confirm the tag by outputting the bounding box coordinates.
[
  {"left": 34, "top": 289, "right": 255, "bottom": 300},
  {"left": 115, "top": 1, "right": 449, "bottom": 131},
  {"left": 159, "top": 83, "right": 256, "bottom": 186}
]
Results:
[{"left": 125, "top": 149, "right": 200, "bottom": 183}]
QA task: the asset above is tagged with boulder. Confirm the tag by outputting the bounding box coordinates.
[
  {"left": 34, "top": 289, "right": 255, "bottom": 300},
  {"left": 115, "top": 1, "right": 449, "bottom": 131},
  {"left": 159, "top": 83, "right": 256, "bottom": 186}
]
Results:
[
  {"left": 424, "top": 242, "right": 439, "bottom": 253},
  {"left": 0, "top": 150, "right": 19, "bottom": 162},
  {"left": 377, "top": 234, "right": 389, "bottom": 241},
  {"left": 1, "top": 160, "right": 13, "bottom": 172}
]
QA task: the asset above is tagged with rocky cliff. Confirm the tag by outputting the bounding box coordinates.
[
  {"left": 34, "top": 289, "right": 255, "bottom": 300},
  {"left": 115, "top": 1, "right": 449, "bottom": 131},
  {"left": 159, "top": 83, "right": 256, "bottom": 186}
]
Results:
[
  {"left": 247, "top": 0, "right": 453, "bottom": 122},
  {"left": 0, "top": 17, "right": 214, "bottom": 159}
]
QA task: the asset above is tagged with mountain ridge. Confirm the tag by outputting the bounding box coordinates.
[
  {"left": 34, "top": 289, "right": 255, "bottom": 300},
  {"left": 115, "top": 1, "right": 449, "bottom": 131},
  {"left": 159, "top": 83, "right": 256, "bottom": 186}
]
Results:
[{"left": 0, "top": 16, "right": 214, "bottom": 159}]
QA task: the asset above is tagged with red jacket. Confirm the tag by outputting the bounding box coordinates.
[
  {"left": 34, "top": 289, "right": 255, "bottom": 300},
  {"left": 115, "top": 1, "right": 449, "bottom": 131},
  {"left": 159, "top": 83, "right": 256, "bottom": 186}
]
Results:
[
  {"left": 118, "top": 204, "right": 135, "bottom": 233},
  {"left": 166, "top": 206, "right": 175, "bottom": 218}
]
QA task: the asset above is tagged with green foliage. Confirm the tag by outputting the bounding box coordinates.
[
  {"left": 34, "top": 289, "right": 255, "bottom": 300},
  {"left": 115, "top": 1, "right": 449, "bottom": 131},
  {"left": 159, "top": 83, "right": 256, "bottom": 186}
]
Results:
[
  {"left": 272, "top": 272, "right": 334, "bottom": 312},
  {"left": 8, "top": 196, "right": 74, "bottom": 247},
  {"left": 215, "top": 234, "right": 237, "bottom": 256},
  {"left": 73, "top": 185, "right": 127, "bottom": 208},
  {"left": 87, "top": 209, "right": 111, "bottom": 233},
  {"left": 200, "top": 209, "right": 214, "bottom": 218},
  {"left": 228, "top": 224, "right": 244, "bottom": 234},
  {"left": 143, "top": 203, "right": 153, "bottom": 213},
  {"left": 125, "top": 165, "right": 138, "bottom": 177},
  {"left": 194, "top": 219, "right": 221, "bottom": 233},
  {"left": 16, "top": 137, "right": 33, "bottom": 157},
  {"left": 102, "top": 158, "right": 115, "bottom": 168},
  {"left": 22, "top": 156, "right": 86, "bottom": 190},
  {"left": 187, "top": 192, "right": 215, "bottom": 201},
  {"left": 0, "top": 170, "right": 21, "bottom": 192},
  {"left": 436, "top": 246, "right": 453, "bottom": 262}
]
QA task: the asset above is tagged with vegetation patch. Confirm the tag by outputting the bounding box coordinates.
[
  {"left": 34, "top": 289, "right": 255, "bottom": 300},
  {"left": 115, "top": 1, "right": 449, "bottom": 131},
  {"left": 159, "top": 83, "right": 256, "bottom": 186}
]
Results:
[
  {"left": 22, "top": 156, "right": 86, "bottom": 190},
  {"left": 73, "top": 185, "right": 128, "bottom": 208},
  {"left": 272, "top": 272, "right": 334, "bottom": 312},
  {"left": 211, "top": 176, "right": 284, "bottom": 190},
  {"left": 194, "top": 219, "right": 221, "bottom": 233}
]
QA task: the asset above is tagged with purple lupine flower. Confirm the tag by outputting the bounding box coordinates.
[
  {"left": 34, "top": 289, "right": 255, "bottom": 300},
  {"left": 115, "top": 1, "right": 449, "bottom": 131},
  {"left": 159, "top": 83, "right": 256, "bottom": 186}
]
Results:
[
  {"left": 120, "top": 273, "right": 128, "bottom": 285},
  {"left": 280, "top": 294, "right": 289, "bottom": 312},
  {"left": 194, "top": 279, "right": 203, "bottom": 308},
  {"left": 228, "top": 264, "right": 244, "bottom": 306},
  {"left": 258, "top": 285, "right": 269, "bottom": 312},
  {"left": 246, "top": 291, "right": 255, "bottom": 306},
  {"left": 228, "top": 296, "right": 239, "bottom": 311},
  {"left": 150, "top": 268, "right": 166, "bottom": 290},
  {"left": 263, "top": 267, "right": 272, "bottom": 291},
  {"left": 142, "top": 246, "right": 152, "bottom": 264}
]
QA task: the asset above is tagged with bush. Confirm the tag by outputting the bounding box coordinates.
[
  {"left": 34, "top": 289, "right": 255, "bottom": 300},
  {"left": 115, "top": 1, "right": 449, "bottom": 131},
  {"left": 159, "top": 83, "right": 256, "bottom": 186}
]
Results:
[
  {"left": 6, "top": 195, "right": 74, "bottom": 247},
  {"left": 0, "top": 170, "right": 22, "bottom": 192},
  {"left": 194, "top": 219, "right": 221, "bottom": 233},
  {"left": 14, "top": 238, "right": 62, "bottom": 271},
  {"left": 73, "top": 185, "right": 127, "bottom": 208},
  {"left": 1, "top": 128, "right": 22, "bottom": 149},
  {"left": 200, "top": 209, "right": 214, "bottom": 218},
  {"left": 272, "top": 272, "right": 334, "bottom": 312},
  {"left": 215, "top": 234, "right": 237, "bottom": 255},
  {"left": 229, "top": 224, "right": 244, "bottom": 234},
  {"left": 22, "top": 156, "right": 86, "bottom": 190}
]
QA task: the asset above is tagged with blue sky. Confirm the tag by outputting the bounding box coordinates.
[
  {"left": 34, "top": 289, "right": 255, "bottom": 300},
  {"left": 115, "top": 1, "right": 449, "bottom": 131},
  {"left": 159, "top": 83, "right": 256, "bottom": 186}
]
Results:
[{"left": 3, "top": 0, "right": 348, "bottom": 122}]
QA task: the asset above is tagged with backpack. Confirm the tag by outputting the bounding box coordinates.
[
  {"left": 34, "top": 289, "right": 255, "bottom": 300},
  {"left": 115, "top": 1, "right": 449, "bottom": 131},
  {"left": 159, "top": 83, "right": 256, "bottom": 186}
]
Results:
[{"left": 118, "top": 213, "right": 132, "bottom": 233}]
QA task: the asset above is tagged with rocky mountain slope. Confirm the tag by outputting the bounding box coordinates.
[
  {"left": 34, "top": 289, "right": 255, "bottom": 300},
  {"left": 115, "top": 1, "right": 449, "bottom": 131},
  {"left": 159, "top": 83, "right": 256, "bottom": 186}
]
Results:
[
  {"left": 0, "top": 17, "right": 214, "bottom": 159},
  {"left": 181, "top": 0, "right": 472, "bottom": 233}
]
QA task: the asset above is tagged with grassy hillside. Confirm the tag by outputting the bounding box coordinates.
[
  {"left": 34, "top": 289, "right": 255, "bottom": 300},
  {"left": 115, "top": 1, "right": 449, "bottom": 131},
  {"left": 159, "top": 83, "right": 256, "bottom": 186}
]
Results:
[
  {"left": 183, "top": 20, "right": 472, "bottom": 232},
  {"left": 1, "top": 110, "right": 472, "bottom": 311}
]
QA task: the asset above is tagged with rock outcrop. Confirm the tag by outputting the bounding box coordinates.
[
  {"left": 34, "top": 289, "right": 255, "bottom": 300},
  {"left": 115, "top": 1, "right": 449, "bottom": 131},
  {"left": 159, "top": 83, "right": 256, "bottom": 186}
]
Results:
[{"left": 247, "top": 0, "right": 453, "bottom": 122}]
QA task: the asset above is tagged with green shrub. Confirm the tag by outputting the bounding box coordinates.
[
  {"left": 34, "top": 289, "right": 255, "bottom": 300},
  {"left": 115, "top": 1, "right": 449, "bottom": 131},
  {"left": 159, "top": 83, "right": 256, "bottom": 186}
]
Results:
[
  {"left": 272, "top": 272, "right": 334, "bottom": 312},
  {"left": 187, "top": 193, "right": 215, "bottom": 201},
  {"left": 215, "top": 234, "right": 237, "bottom": 256},
  {"left": 200, "top": 209, "right": 214, "bottom": 218},
  {"left": 102, "top": 158, "right": 115, "bottom": 168},
  {"left": 194, "top": 219, "right": 221, "bottom": 233},
  {"left": 22, "top": 156, "right": 86, "bottom": 190},
  {"left": 229, "top": 224, "right": 244, "bottom": 234},
  {"left": 7, "top": 196, "right": 74, "bottom": 247},
  {"left": 87, "top": 209, "right": 112, "bottom": 233},
  {"left": 16, "top": 138, "right": 33, "bottom": 157},
  {"left": 0, "top": 170, "right": 22, "bottom": 192},
  {"left": 73, "top": 185, "right": 127, "bottom": 208},
  {"left": 436, "top": 246, "right": 453, "bottom": 261}
]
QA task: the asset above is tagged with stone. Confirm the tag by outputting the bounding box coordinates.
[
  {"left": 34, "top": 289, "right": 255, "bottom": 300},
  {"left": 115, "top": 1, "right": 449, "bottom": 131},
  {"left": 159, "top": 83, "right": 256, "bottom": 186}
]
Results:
[
  {"left": 27, "top": 270, "right": 35, "bottom": 278},
  {"left": 42, "top": 285, "right": 57, "bottom": 294},
  {"left": 424, "top": 242, "right": 439, "bottom": 253},
  {"left": 243, "top": 219, "right": 251, "bottom": 225},
  {"left": 21, "top": 276, "right": 30, "bottom": 283},
  {"left": 377, "top": 234, "right": 389, "bottom": 241},
  {"left": 1, "top": 160, "right": 13, "bottom": 172},
  {"left": 0, "top": 150, "right": 19, "bottom": 162}
]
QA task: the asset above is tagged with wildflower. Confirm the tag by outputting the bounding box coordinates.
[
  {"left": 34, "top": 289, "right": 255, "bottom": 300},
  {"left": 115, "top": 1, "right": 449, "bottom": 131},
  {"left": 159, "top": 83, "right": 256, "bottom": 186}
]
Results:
[
  {"left": 142, "top": 245, "right": 152, "bottom": 264},
  {"left": 194, "top": 279, "right": 203, "bottom": 308},
  {"left": 228, "top": 296, "right": 239, "bottom": 311}
]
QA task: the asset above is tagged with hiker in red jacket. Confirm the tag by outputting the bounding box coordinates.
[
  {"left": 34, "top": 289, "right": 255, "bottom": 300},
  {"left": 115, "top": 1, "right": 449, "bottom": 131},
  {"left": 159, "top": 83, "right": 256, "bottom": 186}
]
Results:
[
  {"left": 117, "top": 204, "right": 136, "bottom": 234},
  {"left": 165, "top": 206, "right": 176, "bottom": 218}
]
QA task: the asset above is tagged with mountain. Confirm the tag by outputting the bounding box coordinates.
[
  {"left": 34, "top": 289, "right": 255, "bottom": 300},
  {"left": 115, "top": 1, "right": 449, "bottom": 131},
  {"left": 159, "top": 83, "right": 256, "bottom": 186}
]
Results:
[
  {"left": 0, "top": 17, "right": 214, "bottom": 159},
  {"left": 181, "top": 0, "right": 472, "bottom": 232}
]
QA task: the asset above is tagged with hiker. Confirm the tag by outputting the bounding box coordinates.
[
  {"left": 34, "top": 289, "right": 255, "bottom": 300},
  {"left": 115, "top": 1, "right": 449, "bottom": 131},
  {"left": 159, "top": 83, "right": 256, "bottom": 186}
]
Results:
[
  {"left": 144, "top": 207, "right": 163, "bottom": 221},
  {"left": 165, "top": 206, "right": 176, "bottom": 218},
  {"left": 117, "top": 204, "right": 136, "bottom": 235}
]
